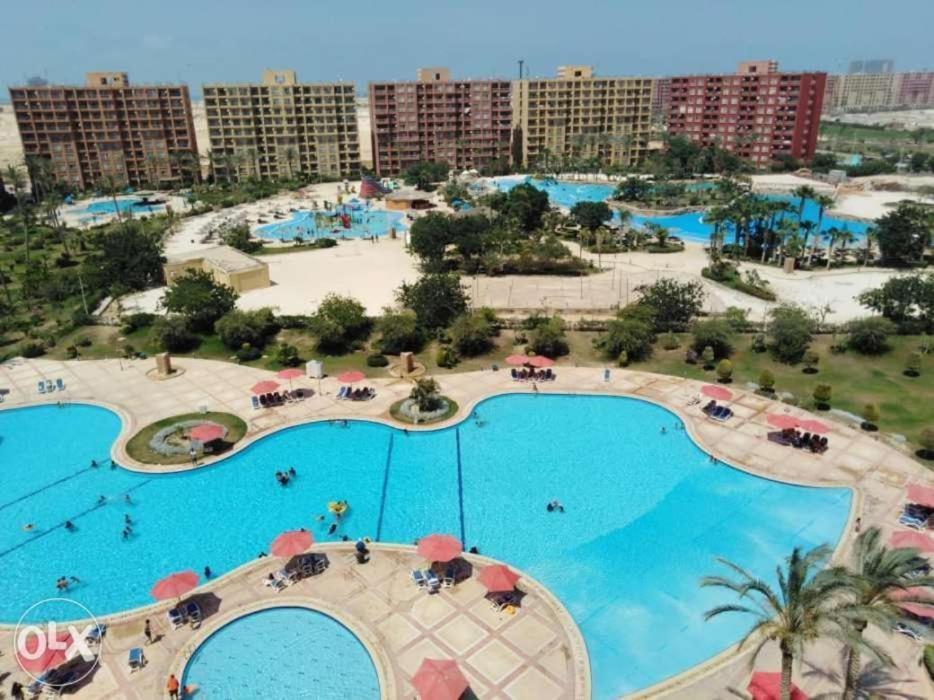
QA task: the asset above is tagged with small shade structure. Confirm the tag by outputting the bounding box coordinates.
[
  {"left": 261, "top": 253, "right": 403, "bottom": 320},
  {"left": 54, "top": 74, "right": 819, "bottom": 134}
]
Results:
[
  {"left": 906, "top": 483, "right": 934, "bottom": 509},
  {"left": 478, "top": 564, "right": 520, "bottom": 593},
  {"left": 417, "top": 534, "right": 462, "bottom": 563},
  {"left": 527, "top": 355, "right": 555, "bottom": 368},
  {"left": 701, "top": 385, "right": 732, "bottom": 401},
  {"left": 337, "top": 370, "right": 365, "bottom": 384},
  {"left": 412, "top": 658, "right": 469, "bottom": 700},
  {"left": 16, "top": 630, "right": 74, "bottom": 674},
  {"left": 251, "top": 380, "right": 279, "bottom": 395},
  {"left": 767, "top": 414, "right": 799, "bottom": 430},
  {"left": 189, "top": 423, "right": 225, "bottom": 443},
  {"left": 798, "top": 419, "right": 829, "bottom": 434},
  {"left": 890, "top": 530, "right": 934, "bottom": 553},
  {"left": 747, "top": 671, "right": 808, "bottom": 700},
  {"left": 505, "top": 355, "right": 529, "bottom": 366},
  {"left": 150, "top": 570, "right": 199, "bottom": 601},
  {"left": 270, "top": 529, "right": 313, "bottom": 558},
  {"left": 277, "top": 367, "right": 304, "bottom": 389}
]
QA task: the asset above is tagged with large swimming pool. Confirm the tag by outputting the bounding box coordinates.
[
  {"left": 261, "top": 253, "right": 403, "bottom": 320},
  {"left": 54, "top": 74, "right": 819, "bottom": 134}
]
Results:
[
  {"left": 181, "top": 607, "right": 380, "bottom": 698},
  {"left": 0, "top": 397, "right": 850, "bottom": 696},
  {"left": 491, "top": 176, "right": 870, "bottom": 244},
  {"left": 255, "top": 206, "right": 405, "bottom": 241}
]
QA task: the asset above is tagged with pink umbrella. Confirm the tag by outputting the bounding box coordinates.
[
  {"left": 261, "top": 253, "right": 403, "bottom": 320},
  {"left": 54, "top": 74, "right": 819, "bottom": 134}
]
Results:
[
  {"left": 150, "top": 570, "right": 199, "bottom": 601},
  {"left": 251, "top": 380, "right": 279, "bottom": 395},
  {"left": 767, "top": 414, "right": 800, "bottom": 430},
  {"left": 798, "top": 419, "right": 829, "bottom": 434},
  {"left": 16, "top": 630, "right": 74, "bottom": 675},
  {"left": 890, "top": 530, "right": 934, "bottom": 553},
  {"left": 701, "top": 385, "right": 732, "bottom": 401},
  {"left": 748, "top": 671, "right": 808, "bottom": 700},
  {"left": 906, "top": 483, "right": 934, "bottom": 508},
  {"left": 277, "top": 367, "right": 304, "bottom": 389},
  {"left": 505, "top": 355, "right": 529, "bottom": 366},
  {"left": 527, "top": 355, "right": 555, "bottom": 368},
  {"left": 337, "top": 370, "right": 365, "bottom": 384},
  {"left": 189, "top": 423, "right": 225, "bottom": 443},
  {"left": 477, "top": 564, "right": 520, "bottom": 593},
  {"left": 417, "top": 534, "right": 462, "bottom": 563},
  {"left": 270, "top": 529, "right": 313, "bottom": 558},
  {"left": 412, "top": 658, "right": 469, "bottom": 700}
]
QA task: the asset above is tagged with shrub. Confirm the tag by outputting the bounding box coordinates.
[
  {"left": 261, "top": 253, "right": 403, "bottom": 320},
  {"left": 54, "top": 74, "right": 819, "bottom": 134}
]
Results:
[
  {"left": 594, "top": 304, "right": 656, "bottom": 362},
  {"left": 528, "top": 316, "right": 569, "bottom": 358},
  {"left": 701, "top": 345, "right": 715, "bottom": 369},
  {"left": 662, "top": 332, "right": 680, "bottom": 350},
  {"left": 19, "top": 341, "right": 46, "bottom": 358},
  {"left": 905, "top": 351, "right": 923, "bottom": 377},
  {"left": 375, "top": 309, "right": 424, "bottom": 355},
  {"left": 435, "top": 345, "right": 459, "bottom": 368},
  {"left": 151, "top": 316, "right": 199, "bottom": 352},
  {"left": 802, "top": 350, "right": 820, "bottom": 373},
  {"left": 617, "top": 350, "right": 629, "bottom": 367},
  {"left": 121, "top": 312, "right": 157, "bottom": 334},
  {"left": 366, "top": 353, "right": 389, "bottom": 368},
  {"left": 861, "top": 403, "right": 880, "bottom": 430},
  {"left": 751, "top": 334, "right": 767, "bottom": 353},
  {"left": 813, "top": 383, "right": 832, "bottom": 409},
  {"left": 449, "top": 310, "right": 495, "bottom": 356},
  {"left": 921, "top": 428, "right": 934, "bottom": 458},
  {"left": 215, "top": 308, "right": 280, "bottom": 350},
  {"left": 162, "top": 269, "right": 239, "bottom": 333},
  {"left": 768, "top": 304, "right": 813, "bottom": 363},
  {"left": 309, "top": 294, "right": 371, "bottom": 354},
  {"left": 634, "top": 278, "right": 705, "bottom": 332},
  {"left": 758, "top": 369, "right": 775, "bottom": 392},
  {"left": 65, "top": 345, "right": 78, "bottom": 359},
  {"left": 847, "top": 317, "right": 897, "bottom": 355},
  {"left": 410, "top": 377, "right": 443, "bottom": 411},
  {"left": 274, "top": 342, "right": 300, "bottom": 367},
  {"left": 924, "top": 645, "right": 934, "bottom": 681},
  {"left": 76, "top": 336, "right": 92, "bottom": 348},
  {"left": 684, "top": 348, "right": 698, "bottom": 364},
  {"left": 716, "top": 359, "right": 733, "bottom": 382},
  {"left": 235, "top": 343, "right": 261, "bottom": 362},
  {"left": 691, "top": 318, "right": 735, "bottom": 359}
]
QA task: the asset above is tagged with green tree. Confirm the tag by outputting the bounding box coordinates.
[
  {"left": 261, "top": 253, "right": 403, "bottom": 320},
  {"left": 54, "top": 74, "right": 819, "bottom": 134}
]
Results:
[
  {"left": 214, "top": 308, "right": 280, "bottom": 350},
  {"left": 162, "top": 270, "right": 238, "bottom": 333},
  {"left": 409, "top": 377, "right": 443, "bottom": 412},
  {"left": 594, "top": 304, "right": 657, "bottom": 362},
  {"left": 528, "top": 316, "right": 569, "bottom": 357},
  {"left": 490, "top": 183, "right": 550, "bottom": 232},
  {"left": 274, "top": 342, "right": 300, "bottom": 367},
  {"left": 808, "top": 194, "right": 835, "bottom": 265},
  {"left": 635, "top": 278, "right": 705, "bottom": 332},
  {"left": 402, "top": 161, "right": 450, "bottom": 190},
  {"left": 86, "top": 223, "right": 165, "bottom": 293},
  {"left": 397, "top": 273, "right": 468, "bottom": 330},
  {"left": 873, "top": 203, "right": 933, "bottom": 266},
  {"left": 701, "top": 545, "right": 848, "bottom": 700},
  {"left": 221, "top": 223, "right": 260, "bottom": 253},
  {"left": 375, "top": 309, "right": 424, "bottom": 355},
  {"left": 449, "top": 310, "right": 495, "bottom": 356},
  {"left": 570, "top": 201, "right": 612, "bottom": 232},
  {"left": 151, "top": 315, "right": 199, "bottom": 352},
  {"left": 308, "top": 294, "right": 370, "bottom": 353},
  {"left": 408, "top": 213, "right": 452, "bottom": 267},
  {"left": 768, "top": 304, "right": 814, "bottom": 363},
  {"left": 691, "top": 318, "right": 735, "bottom": 358},
  {"left": 846, "top": 317, "right": 897, "bottom": 355},
  {"left": 614, "top": 176, "right": 652, "bottom": 202},
  {"left": 836, "top": 527, "right": 934, "bottom": 699}
]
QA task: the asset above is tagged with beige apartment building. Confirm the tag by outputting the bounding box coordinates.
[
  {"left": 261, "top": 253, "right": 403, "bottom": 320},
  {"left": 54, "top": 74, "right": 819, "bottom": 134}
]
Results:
[
  {"left": 203, "top": 70, "right": 359, "bottom": 182},
  {"left": 511, "top": 66, "right": 655, "bottom": 170},
  {"left": 822, "top": 71, "right": 934, "bottom": 113}
]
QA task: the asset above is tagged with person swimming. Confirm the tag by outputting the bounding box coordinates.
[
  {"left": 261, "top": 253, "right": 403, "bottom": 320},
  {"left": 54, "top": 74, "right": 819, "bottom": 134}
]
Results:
[
  {"left": 64, "top": 521, "right": 75, "bottom": 532},
  {"left": 97, "top": 495, "right": 106, "bottom": 505},
  {"left": 328, "top": 523, "right": 338, "bottom": 535},
  {"left": 288, "top": 467, "right": 296, "bottom": 477},
  {"left": 23, "top": 523, "right": 35, "bottom": 532},
  {"left": 124, "top": 514, "right": 133, "bottom": 525},
  {"left": 125, "top": 495, "right": 133, "bottom": 505},
  {"left": 90, "top": 459, "right": 98, "bottom": 468}
]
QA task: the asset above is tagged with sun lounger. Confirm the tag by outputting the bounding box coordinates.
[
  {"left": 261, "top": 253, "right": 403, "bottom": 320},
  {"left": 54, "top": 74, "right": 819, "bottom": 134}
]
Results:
[
  {"left": 259, "top": 394, "right": 269, "bottom": 408},
  {"left": 442, "top": 566, "right": 455, "bottom": 588},
  {"left": 128, "top": 647, "right": 146, "bottom": 672},
  {"left": 411, "top": 570, "right": 427, "bottom": 588},
  {"left": 167, "top": 607, "right": 185, "bottom": 629},
  {"left": 710, "top": 406, "right": 733, "bottom": 422},
  {"left": 264, "top": 575, "right": 286, "bottom": 592},
  {"left": 184, "top": 600, "right": 202, "bottom": 629},
  {"left": 251, "top": 395, "right": 260, "bottom": 409},
  {"left": 85, "top": 624, "right": 106, "bottom": 645},
  {"left": 56, "top": 378, "right": 65, "bottom": 391},
  {"left": 511, "top": 368, "right": 519, "bottom": 380},
  {"left": 46, "top": 380, "right": 55, "bottom": 393},
  {"left": 425, "top": 571, "right": 441, "bottom": 592},
  {"left": 899, "top": 512, "right": 928, "bottom": 529},
  {"left": 337, "top": 386, "right": 348, "bottom": 400},
  {"left": 38, "top": 381, "right": 46, "bottom": 394}
]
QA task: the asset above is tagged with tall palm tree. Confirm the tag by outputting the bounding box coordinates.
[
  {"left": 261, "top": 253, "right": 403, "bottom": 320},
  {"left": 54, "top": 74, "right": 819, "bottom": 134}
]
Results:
[
  {"left": 809, "top": 194, "right": 835, "bottom": 265},
  {"left": 823, "top": 227, "right": 841, "bottom": 269},
  {"left": 799, "top": 220, "right": 816, "bottom": 261},
  {"left": 835, "top": 527, "right": 934, "bottom": 700},
  {"left": 792, "top": 185, "right": 817, "bottom": 222},
  {"left": 860, "top": 227, "right": 876, "bottom": 270},
  {"left": 5, "top": 165, "right": 32, "bottom": 265},
  {"left": 701, "top": 544, "right": 848, "bottom": 700}
]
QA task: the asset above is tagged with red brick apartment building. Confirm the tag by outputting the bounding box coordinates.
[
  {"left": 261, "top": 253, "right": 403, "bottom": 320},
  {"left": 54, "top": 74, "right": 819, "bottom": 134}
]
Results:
[
  {"left": 9, "top": 72, "right": 198, "bottom": 189},
  {"left": 369, "top": 67, "right": 512, "bottom": 176},
  {"left": 666, "top": 61, "right": 825, "bottom": 168}
]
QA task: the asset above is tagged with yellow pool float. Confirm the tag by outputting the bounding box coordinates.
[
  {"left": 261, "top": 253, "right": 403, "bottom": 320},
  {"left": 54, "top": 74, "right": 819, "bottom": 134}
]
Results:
[{"left": 327, "top": 500, "right": 349, "bottom": 516}]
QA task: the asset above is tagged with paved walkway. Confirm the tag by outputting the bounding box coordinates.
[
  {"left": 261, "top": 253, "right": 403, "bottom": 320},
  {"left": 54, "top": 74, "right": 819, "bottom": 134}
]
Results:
[{"left": 1, "top": 356, "right": 932, "bottom": 698}]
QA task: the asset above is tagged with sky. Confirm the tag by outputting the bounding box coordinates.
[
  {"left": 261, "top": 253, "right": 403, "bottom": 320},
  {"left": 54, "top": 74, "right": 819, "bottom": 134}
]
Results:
[{"left": 2, "top": 0, "right": 932, "bottom": 98}]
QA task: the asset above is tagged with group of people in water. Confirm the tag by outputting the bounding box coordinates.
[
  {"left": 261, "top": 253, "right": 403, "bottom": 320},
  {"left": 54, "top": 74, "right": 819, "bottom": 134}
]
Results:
[
  {"left": 275, "top": 467, "right": 297, "bottom": 486},
  {"left": 56, "top": 575, "right": 79, "bottom": 591},
  {"left": 546, "top": 499, "right": 566, "bottom": 513}
]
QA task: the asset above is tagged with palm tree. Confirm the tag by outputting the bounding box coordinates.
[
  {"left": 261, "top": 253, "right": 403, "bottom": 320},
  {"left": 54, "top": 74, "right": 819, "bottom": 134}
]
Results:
[
  {"left": 808, "top": 194, "right": 835, "bottom": 265},
  {"left": 701, "top": 544, "right": 848, "bottom": 700},
  {"left": 823, "top": 227, "right": 841, "bottom": 269},
  {"left": 860, "top": 227, "right": 876, "bottom": 270},
  {"left": 5, "top": 165, "right": 32, "bottom": 266},
  {"left": 835, "top": 527, "right": 934, "bottom": 700},
  {"left": 283, "top": 146, "right": 299, "bottom": 180},
  {"left": 799, "top": 220, "right": 816, "bottom": 261},
  {"left": 42, "top": 194, "right": 70, "bottom": 255},
  {"left": 792, "top": 185, "right": 817, "bottom": 222},
  {"left": 96, "top": 175, "right": 131, "bottom": 234}
]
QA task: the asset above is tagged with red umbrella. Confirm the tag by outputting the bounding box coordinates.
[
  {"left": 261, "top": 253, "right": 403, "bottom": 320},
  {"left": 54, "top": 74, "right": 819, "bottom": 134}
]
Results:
[
  {"left": 277, "top": 368, "right": 304, "bottom": 380},
  {"left": 189, "top": 423, "right": 225, "bottom": 443},
  {"left": 701, "top": 385, "right": 732, "bottom": 401},
  {"left": 150, "top": 570, "right": 199, "bottom": 601},
  {"left": 505, "top": 355, "right": 529, "bottom": 366},
  {"left": 417, "top": 534, "right": 462, "bottom": 563},
  {"left": 16, "top": 630, "right": 73, "bottom": 675},
  {"left": 477, "top": 564, "right": 520, "bottom": 593},
  {"left": 271, "top": 529, "right": 313, "bottom": 558},
  {"left": 527, "top": 355, "right": 555, "bottom": 368},
  {"left": 798, "top": 419, "right": 829, "bottom": 434},
  {"left": 747, "top": 671, "right": 808, "bottom": 700},
  {"left": 766, "top": 414, "right": 799, "bottom": 430},
  {"left": 337, "top": 370, "right": 365, "bottom": 384},
  {"left": 906, "top": 483, "right": 934, "bottom": 508},
  {"left": 890, "top": 530, "right": 934, "bottom": 553},
  {"left": 251, "top": 380, "right": 279, "bottom": 395},
  {"left": 412, "top": 658, "right": 469, "bottom": 700}
]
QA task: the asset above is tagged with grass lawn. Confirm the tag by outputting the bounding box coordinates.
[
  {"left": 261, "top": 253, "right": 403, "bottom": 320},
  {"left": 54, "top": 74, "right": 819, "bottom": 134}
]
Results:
[{"left": 126, "top": 411, "right": 248, "bottom": 465}]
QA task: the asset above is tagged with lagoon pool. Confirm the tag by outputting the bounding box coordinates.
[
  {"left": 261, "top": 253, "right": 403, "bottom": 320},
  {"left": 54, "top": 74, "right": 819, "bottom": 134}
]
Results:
[
  {"left": 181, "top": 607, "right": 380, "bottom": 698},
  {"left": 81, "top": 198, "right": 165, "bottom": 216},
  {"left": 491, "top": 176, "right": 871, "bottom": 245},
  {"left": 0, "top": 397, "right": 850, "bottom": 696},
  {"left": 255, "top": 206, "right": 405, "bottom": 241}
]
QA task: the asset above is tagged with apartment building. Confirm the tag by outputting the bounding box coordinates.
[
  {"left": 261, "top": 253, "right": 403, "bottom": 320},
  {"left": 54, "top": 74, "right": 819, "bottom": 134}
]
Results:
[
  {"left": 666, "top": 61, "right": 825, "bottom": 168},
  {"left": 368, "top": 68, "right": 512, "bottom": 176},
  {"left": 9, "top": 72, "right": 198, "bottom": 189},
  {"left": 511, "top": 66, "right": 655, "bottom": 170},
  {"left": 823, "top": 71, "right": 934, "bottom": 112},
  {"left": 896, "top": 72, "right": 934, "bottom": 108},
  {"left": 203, "top": 70, "right": 359, "bottom": 182}
]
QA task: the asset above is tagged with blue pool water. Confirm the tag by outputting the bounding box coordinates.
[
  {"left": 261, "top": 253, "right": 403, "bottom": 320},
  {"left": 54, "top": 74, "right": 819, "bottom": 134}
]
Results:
[
  {"left": 181, "top": 607, "right": 380, "bottom": 698},
  {"left": 0, "top": 397, "right": 850, "bottom": 696},
  {"left": 82, "top": 198, "right": 164, "bottom": 215},
  {"left": 255, "top": 207, "right": 405, "bottom": 241},
  {"left": 491, "top": 176, "right": 870, "bottom": 245}
]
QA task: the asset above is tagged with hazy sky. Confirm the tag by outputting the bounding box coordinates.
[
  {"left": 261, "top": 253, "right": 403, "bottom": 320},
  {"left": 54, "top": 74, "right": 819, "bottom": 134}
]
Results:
[{"left": 3, "top": 0, "right": 932, "bottom": 97}]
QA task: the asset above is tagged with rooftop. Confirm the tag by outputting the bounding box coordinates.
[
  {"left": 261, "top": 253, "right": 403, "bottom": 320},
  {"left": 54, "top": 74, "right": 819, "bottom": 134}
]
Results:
[{"left": 165, "top": 245, "right": 266, "bottom": 274}]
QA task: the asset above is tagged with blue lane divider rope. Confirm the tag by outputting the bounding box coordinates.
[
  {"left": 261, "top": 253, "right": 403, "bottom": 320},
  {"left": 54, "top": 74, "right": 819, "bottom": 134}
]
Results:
[
  {"left": 375, "top": 433, "right": 394, "bottom": 542},
  {"left": 455, "top": 427, "right": 466, "bottom": 545}
]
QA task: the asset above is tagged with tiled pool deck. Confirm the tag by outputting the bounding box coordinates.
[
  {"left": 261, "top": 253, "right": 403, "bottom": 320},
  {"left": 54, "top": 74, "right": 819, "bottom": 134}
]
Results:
[{"left": 1, "top": 356, "right": 931, "bottom": 698}]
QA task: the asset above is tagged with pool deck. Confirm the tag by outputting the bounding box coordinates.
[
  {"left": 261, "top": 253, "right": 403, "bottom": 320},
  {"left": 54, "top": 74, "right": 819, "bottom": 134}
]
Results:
[{"left": 1, "top": 356, "right": 932, "bottom": 698}]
